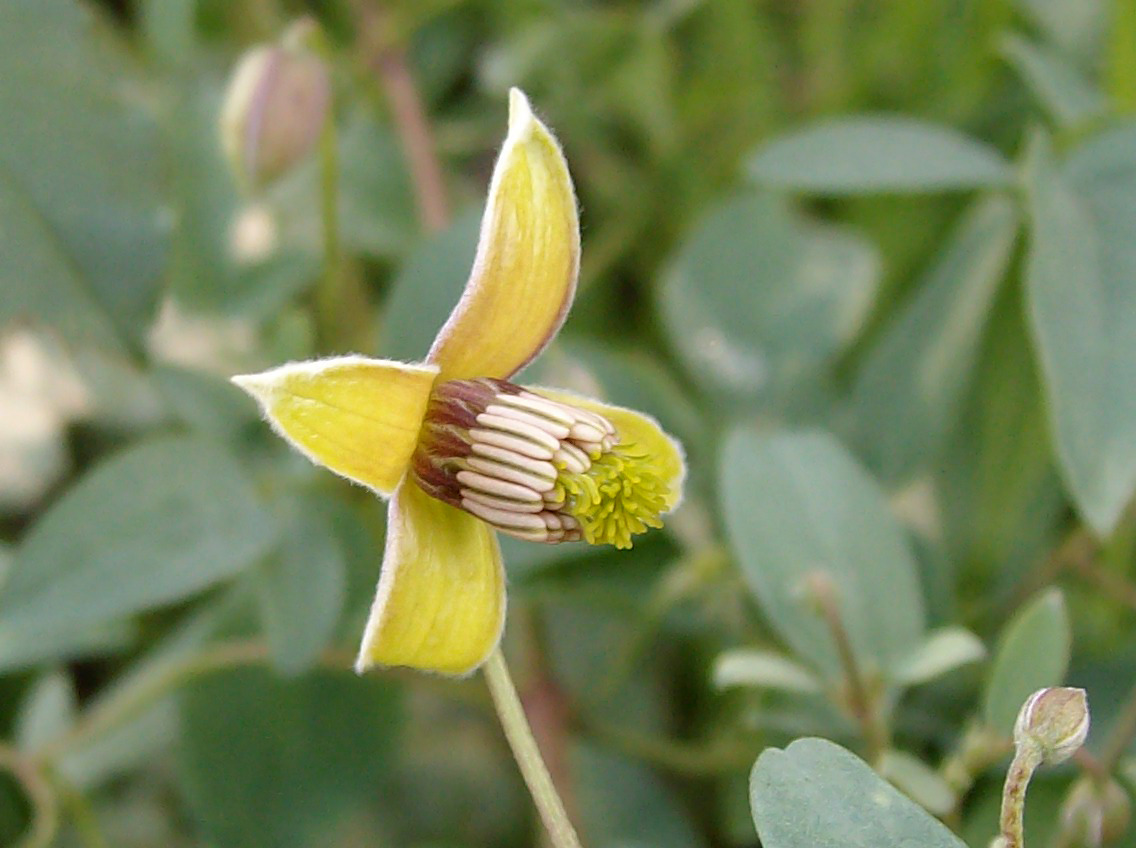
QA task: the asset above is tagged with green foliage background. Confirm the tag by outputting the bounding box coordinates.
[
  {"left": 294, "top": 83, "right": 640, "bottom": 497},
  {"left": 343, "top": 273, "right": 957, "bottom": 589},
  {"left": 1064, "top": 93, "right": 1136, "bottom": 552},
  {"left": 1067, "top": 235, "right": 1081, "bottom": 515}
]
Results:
[{"left": 1, "top": 0, "right": 1135, "bottom": 846}]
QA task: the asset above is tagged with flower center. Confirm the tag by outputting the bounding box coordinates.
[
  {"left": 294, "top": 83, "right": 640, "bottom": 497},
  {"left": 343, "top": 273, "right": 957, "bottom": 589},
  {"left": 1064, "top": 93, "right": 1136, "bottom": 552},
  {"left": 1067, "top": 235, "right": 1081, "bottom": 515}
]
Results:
[{"left": 410, "top": 378, "right": 670, "bottom": 548}]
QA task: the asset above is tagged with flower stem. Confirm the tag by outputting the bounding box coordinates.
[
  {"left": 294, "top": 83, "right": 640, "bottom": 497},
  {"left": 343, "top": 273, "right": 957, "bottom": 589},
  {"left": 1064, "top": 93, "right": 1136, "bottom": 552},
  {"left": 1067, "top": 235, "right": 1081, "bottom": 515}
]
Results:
[
  {"left": 315, "top": 112, "right": 344, "bottom": 351},
  {"left": 0, "top": 743, "right": 58, "bottom": 848},
  {"left": 999, "top": 744, "right": 1042, "bottom": 848},
  {"left": 483, "top": 647, "right": 583, "bottom": 848}
]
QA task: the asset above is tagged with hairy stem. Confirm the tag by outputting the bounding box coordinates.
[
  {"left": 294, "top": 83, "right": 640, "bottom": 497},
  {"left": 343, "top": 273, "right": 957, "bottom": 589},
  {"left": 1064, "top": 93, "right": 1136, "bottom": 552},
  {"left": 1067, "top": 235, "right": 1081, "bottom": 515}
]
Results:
[
  {"left": 807, "top": 571, "right": 888, "bottom": 762},
  {"left": 483, "top": 647, "right": 583, "bottom": 848},
  {"left": 999, "top": 744, "right": 1041, "bottom": 848},
  {"left": 0, "top": 744, "right": 58, "bottom": 848}
]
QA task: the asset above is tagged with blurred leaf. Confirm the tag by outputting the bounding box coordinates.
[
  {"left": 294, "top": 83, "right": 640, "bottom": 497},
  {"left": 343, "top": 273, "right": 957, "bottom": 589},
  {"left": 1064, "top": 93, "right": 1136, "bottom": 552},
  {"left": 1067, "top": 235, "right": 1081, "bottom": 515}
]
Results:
[
  {"left": 720, "top": 428, "right": 925, "bottom": 679},
  {"left": 1013, "top": 0, "right": 1105, "bottom": 61},
  {"left": 878, "top": 749, "right": 957, "bottom": 816},
  {"left": 892, "top": 627, "right": 986, "bottom": 687},
  {"left": 178, "top": 667, "right": 401, "bottom": 848},
  {"left": 1025, "top": 129, "right": 1136, "bottom": 535},
  {"left": 660, "top": 193, "right": 878, "bottom": 401},
  {"left": 749, "top": 117, "right": 1012, "bottom": 195},
  {"left": 750, "top": 738, "right": 966, "bottom": 847},
  {"left": 378, "top": 205, "right": 480, "bottom": 361},
  {"left": 0, "top": 620, "right": 135, "bottom": 675},
  {"left": 939, "top": 289, "right": 1064, "bottom": 592},
  {"left": 151, "top": 364, "right": 259, "bottom": 442},
  {"left": 984, "top": 588, "right": 1071, "bottom": 735},
  {"left": 849, "top": 195, "right": 1018, "bottom": 482},
  {"left": 14, "top": 671, "right": 76, "bottom": 752},
  {"left": 713, "top": 649, "right": 823, "bottom": 693},
  {"left": 254, "top": 497, "right": 346, "bottom": 676},
  {"left": 0, "top": 437, "right": 277, "bottom": 649},
  {"left": 572, "top": 741, "right": 707, "bottom": 848},
  {"left": 1000, "top": 33, "right": 1108, "bottom": 130},
  {"left": 0, "top": 0, "right": 168, "bottom": 348}
]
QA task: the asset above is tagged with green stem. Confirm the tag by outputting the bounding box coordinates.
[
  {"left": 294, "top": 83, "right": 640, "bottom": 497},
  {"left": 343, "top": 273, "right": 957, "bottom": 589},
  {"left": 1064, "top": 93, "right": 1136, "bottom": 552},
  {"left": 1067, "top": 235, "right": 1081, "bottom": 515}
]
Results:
[
  {"left": 999, "top": 744, "right": 1042, "bottom": 848},
  {"left": 0, "top": 744, "right": 58, "bottom": 848},
  {"left": 315, "top": 113, "right": 344, "bottom": 351},
  {"left": 483, "top": 648, "right": 583, "bottom": 848}
]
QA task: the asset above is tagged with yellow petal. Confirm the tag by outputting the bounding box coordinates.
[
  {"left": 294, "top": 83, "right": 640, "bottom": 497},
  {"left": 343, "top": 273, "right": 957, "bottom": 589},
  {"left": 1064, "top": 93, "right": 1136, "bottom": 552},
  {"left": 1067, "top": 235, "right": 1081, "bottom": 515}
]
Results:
[
  {"left": 232, "top": 356, "right": 438, "bottom": 496},
  {"left": 427, "top": 88, "right": 580, "bottom": 381},
  {"left": 355, "top": 480, "right": 505, "bottom": 675},
  {"left": 536, "top": 387, "right": 687, "bottom": 512}
]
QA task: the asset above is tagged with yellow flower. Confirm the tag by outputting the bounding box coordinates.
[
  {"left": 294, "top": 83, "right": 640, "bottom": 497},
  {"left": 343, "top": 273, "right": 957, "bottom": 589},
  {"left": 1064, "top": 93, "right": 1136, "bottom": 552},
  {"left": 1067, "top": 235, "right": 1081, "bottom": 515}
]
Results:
[{"left": 233, "top": 89, "right": 685, "bottom": 676}]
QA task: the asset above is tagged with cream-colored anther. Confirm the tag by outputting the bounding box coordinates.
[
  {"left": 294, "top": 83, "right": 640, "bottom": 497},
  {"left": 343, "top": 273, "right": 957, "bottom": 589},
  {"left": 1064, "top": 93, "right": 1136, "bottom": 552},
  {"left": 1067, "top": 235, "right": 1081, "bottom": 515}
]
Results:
[
  {"left": 465, "top": 456, "right": 556, "bottom": 492},
  {"left": 474, "top": 412, "right": 561, "bottom": 452},
  {"left": 500, "top": 393, "right": 576, "bottom": 426},
  {"left": 468, "top": 443, "right": 557, "bottom": 480},
  {"left": 568, "top": 421, "right": 607, "bottom": 444},
  {"left": 469, "top": 429, "right": 554, "bottom": 460},
  {"left": 553, "top": 441, "right": 591, "bottom": 473},
  {"left": 483, "top": 404, "right": 572, "bottom": 440},
  {"left": 460, "top": 488, "right": 546, "bottom": 514},
  {"left": 460, "top": 498, "right": 548, "bottom": 531},
  {"left": 455, "top": 470, "right": 542, "bottom": 502}
]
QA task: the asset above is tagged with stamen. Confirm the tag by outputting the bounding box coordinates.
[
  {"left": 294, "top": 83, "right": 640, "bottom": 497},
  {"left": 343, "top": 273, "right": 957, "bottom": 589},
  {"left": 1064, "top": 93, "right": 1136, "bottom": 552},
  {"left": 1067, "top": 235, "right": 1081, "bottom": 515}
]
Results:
[
  {"left": 465, "top": 456, "right": 556, "bottom": 492},
  {"left": 411, "top": 377, "right": 671, "bottom": 548},
  {"left": 474, "top": 412, "right": 562, "bottom": 452},
  {"left": 468, "top": 428, "right": 555, "bottom": 460},
  {"left": 455, "top": 470, "right": 543, "bottom": 503}
]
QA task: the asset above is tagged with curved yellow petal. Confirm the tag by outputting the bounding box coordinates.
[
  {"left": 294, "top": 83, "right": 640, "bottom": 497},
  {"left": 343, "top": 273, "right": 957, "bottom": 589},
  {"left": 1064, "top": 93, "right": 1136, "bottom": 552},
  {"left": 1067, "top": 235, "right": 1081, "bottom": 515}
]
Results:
[
  {"left": 355, "top": 481, "right": 505, "bottom": 675},
  {"left": 232, "top": 356, "right": 438, "bottom": 496},
  {"left": 536, "top": 387, "right": 687, "bottom": 512},
  {"left": 427, "top": 88, "right": 580, "bottom": 381}
]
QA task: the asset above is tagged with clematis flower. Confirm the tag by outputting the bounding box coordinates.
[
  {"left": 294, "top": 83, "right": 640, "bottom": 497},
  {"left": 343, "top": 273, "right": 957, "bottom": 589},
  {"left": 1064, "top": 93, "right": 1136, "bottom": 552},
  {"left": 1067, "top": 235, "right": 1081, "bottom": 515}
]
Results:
[{"left": 232, "top": 89, "right": 685, "bottom": 676}]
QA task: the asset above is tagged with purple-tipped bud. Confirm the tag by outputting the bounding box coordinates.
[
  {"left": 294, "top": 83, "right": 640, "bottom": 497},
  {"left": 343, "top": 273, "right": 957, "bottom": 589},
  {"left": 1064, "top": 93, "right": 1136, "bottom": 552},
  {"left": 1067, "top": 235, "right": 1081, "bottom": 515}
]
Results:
[
  {"left": 1014, "top": 687, "right": 1089, "bottom": 765},
  {"left": 220, "top": 23, "right": 330, "bottom": 190}
]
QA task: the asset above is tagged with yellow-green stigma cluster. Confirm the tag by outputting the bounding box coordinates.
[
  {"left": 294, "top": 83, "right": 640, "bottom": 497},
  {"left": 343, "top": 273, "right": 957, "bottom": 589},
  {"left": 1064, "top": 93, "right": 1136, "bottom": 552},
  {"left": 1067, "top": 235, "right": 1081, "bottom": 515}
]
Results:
[{"left": 411, "top": 378, "right": 670, "bottom": 548}]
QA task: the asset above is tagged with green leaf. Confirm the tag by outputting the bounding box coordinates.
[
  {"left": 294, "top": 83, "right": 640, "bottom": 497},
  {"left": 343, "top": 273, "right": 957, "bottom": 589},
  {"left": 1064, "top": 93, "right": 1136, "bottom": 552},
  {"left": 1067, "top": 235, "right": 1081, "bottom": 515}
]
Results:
[
  {"left": 720, "top": 428, "right": 925, "bottom": 679},
  {"left": 1000, "top": 33, "right": 1107, "bottom": 130},
  {"left": 1025, "top": 129, "right": 1136, "bottom": 535},
  {"left": 893, "top": 627, "right": 986, "bottom": 687},
  {"left": 749, "top": 117, "right": 1012, "bottom": 194},
  {"left": 0, "top": 0, "right": 168, "bottom": 348},
  {"left": 660, "top": 192, "right": 878, "bottom": 400},
  {"left": 378, "top": 205, "right": 481, "bottom": 361},
  {"left": 878, "top": 750, "right": 957, "bottom": 817},
  {"left": 0, "top": 437, "right": 277, "bottom": 649},
  {"left": 984, "top": 588, "right": 1071, "bottom": 735},
  {"left": 572, "top": 741, "right": 707, "bottom": 848},
  {"left": 849, "top": 195, "right": 1018, "bottom": 482},
  {"left": 254, "top": 498, "right": 346, "bottom": 676},
  {"left": 15, "top": 672, "right": 76, "bottom": 752},
  {"left": 178, "top": 668, "right": 402, "bottom": 848},
  {"left": 713, "top": 649, "right": 822, "bottom": 693},
  {"left": 750, "top": 738, "right": 966, "bottom": 848}
]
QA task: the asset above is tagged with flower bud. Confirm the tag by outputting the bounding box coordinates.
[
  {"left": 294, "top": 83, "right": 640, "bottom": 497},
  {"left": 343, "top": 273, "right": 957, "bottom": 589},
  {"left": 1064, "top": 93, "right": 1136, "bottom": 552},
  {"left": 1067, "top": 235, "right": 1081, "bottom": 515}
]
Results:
[
  {"left": 1061, "top": 776, "right": 1130, "bottom": 846},
  {"left": 220, "top": 24, "right": 330, "bottom": 190},
  {"left": 1013, "top": 687, "right": 1089, "bottom": 765}
]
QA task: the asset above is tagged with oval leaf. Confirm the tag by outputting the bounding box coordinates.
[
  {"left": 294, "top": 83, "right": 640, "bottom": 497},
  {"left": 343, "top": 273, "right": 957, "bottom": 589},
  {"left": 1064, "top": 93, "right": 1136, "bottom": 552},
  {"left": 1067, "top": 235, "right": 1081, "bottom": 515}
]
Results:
[
  {"left": 0, "top": 437, "right": 277, "bottom": 647},
  {"left": 750, "top": 738, "right": 967, "bottom": 848},
  {"left": 1025, "top": 129, "right": 1136, "bottom": 535},
  {"left": 983, "top": 588, "right": 1071, "bottom": 735},
  {"left": 749, "top": 117, "right": 1011, "bottom": 195},
  {"left": 661, "top": 193, "right": 878, "bottom": 400},
  {"left": 849, "top": 195, "right": 1018, "bottom": 482},
  {"left": 720, "top": 428, "right": 925, "bottom": 679}
]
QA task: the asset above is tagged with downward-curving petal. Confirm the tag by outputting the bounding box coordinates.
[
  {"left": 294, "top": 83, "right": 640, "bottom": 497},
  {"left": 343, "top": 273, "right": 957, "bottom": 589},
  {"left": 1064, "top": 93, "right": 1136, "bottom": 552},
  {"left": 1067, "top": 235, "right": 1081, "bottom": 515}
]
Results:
[
  {"left": 535, "top": 387, "right": 687, "bottom": 512},
  {"left": 427, "top": 88, "right": 580, "bottom": 381},
  {"left": 355, "top": 480, "right": 506, "bottom": 675},
  {"left": 232, "top": 356, "right": 438, "bottom": 496}
]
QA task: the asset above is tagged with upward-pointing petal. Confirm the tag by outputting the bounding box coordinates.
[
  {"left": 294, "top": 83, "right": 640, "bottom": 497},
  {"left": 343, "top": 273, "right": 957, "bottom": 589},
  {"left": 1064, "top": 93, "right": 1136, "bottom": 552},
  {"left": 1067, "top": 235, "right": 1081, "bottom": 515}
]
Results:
[
  {"left": 427, "top": 88, "right": 580, "bottom": 381},
  {"left": 232, "top": 356, "right": 438, "bottom": 496}
]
